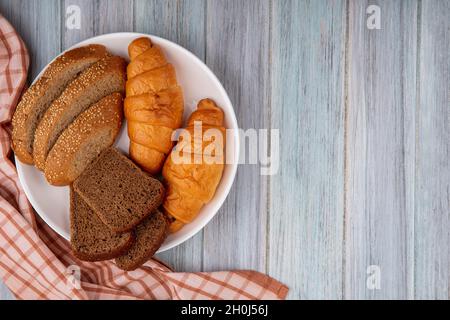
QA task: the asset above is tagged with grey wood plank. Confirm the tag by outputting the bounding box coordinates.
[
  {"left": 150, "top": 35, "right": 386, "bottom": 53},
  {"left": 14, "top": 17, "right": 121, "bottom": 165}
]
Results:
[
  {"left": 134, "top": 0, "right": 205, "bottom": 60},
  {"left": 62, "top": 0, "right": 95, "bottom": 48},
  {"left": 269, "top": 0, "right": 346, "bottom": 299},
  {"left": 97, "top": 0, "right": 134, "bottom": 34},
  {"left": 134, "top": 0, "right": 206, "bottom": 272},
  {"left": 345, "top": 0, "right": 418, "bottom": 299},
  {"left": 134, "top": 0, "right": 178, "bottom": 42},
  {"left": 64, "top": 0, "right": 134, "bottom": 46},
  {"left": 0, "top": 0, "right": 61, "bottom": 79},
  {"left": 414, "top": 0, "right": 450, "bottom": 300},
  {"left": 202, "top": 0, "right": 270, "bottom": 273},
  {"left": 0, "top": 0, "right": 61, "bottom": 301}
]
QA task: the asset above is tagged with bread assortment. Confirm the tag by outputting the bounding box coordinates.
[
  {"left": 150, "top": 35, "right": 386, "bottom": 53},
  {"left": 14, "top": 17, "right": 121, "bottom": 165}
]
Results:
[
  {"left": 12, "top": 37, "right": 227, "bottom": 270},
  {"left": 70, "top": 188, "right": 135, "bottom": 262},
  {"left": 125, "top": 37, "right": 184, "bottom": 174},
  {"left": 71, "top": 147, "right": 167, "bottom": 269}
]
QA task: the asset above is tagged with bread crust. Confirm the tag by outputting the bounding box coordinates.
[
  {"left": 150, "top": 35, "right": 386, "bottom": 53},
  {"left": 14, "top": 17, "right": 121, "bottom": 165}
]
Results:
[
  {"left": 115, "top": 210, "right": 168, "bottom": 271},
  {"left": 71, "top": 235, "right": 135, "bottom": 262},
  {"left": 129, "top": 141, "right": 166, "bottom": 174},
  {"left": 162, "top": 99, "right": 226, "bottom": 225},
  {"left": 44, "top": 93, "right": 124, "bottom": 186},
  {"left": 12, "top": 44, "right": 108, "bottom": 164},
  {"left": 125, "top": 37, "right": 184, "bottom": 175}
]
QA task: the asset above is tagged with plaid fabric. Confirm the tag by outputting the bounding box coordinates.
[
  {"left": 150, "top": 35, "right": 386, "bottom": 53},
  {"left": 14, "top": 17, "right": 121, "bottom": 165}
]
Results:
[{"left": 0, "top": 14, "right": 288, "bottom": 300}]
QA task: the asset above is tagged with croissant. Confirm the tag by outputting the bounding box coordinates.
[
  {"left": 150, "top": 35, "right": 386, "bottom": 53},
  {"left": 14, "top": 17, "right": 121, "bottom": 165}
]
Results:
[
  {"left": 125, "top": 37, "right": 184, "bottom": 174},
  {"left": 162, "top": 99, "right": 226, "bottom": 232}
]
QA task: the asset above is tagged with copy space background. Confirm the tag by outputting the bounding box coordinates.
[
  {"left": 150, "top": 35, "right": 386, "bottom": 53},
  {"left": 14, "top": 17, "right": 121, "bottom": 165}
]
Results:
[{"left": 0, "top": 0, "right": 448, "bottom": 300}]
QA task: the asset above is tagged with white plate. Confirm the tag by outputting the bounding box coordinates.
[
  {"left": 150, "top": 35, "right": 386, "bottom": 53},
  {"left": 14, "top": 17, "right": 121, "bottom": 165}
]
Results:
[{"left": 16, "top": 32, "right": 239, "bottom": 252}]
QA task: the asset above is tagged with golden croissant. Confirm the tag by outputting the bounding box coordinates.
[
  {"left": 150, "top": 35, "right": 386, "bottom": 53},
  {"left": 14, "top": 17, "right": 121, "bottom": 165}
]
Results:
[
  {"left": 125, "top": 37, "right": 184, "bottom": 174},
  {"left": 162, "top": 99, "right": 226, "bottom": 232}
]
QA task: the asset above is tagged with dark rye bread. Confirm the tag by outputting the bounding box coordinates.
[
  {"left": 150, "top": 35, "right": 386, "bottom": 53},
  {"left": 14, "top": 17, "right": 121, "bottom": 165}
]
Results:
[
  {"left": 12, "top": 44, "right": 108, "bottom": 164},
  {"left": 115, "top": 210, "right": 168, "bottom": 270},
  {"left": 33, "top": 55, "right": 126, "bottom": 170},
  {"left": 73, "top": 147, "right": 165, "bottom": 233},
  {"left": 70, "top": 188, "right": 134, "bottom": 262}
]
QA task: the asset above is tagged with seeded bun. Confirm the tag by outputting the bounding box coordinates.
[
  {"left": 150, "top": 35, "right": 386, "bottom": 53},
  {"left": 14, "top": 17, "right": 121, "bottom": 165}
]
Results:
[
  {"left": 12, "top": 44, "right": 108, "bottom": 164},
  {"left": 44, "top": 93, "right": 124, "bottom": 186},
  {"left": 33, "top": 55, "right": 126, "bottom": 170}
]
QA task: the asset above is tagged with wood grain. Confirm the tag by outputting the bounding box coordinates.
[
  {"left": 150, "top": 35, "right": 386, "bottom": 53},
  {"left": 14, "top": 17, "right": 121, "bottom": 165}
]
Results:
[
  {"left": 269, "top": 0, "right": 346, "bottom": 299},
  {"left": 414, "top": 0, "right": 450, "bottom": 300},
  {"left": 345, "top": 0, "right": 418, "bottom": 299},
  {"left": 97, "top": 0, "right": 134, "bottom": 34},
  {"left": 63, "top": 0, "right": 95, "bottom": 48},
  {"left": 0, "top": 0, "right": 61, "bottom": 79},
  {"left": 134, "top": 0, "right": 206, "bottom": 272},
  {"left": 64, "top": 0, "right": 134, "bottom": 48},
  {"left": 134, "top": 0, "right": 205, "bottom": 59},
  {"left": 202, "top": 0, "right": 270, "bottom": 272}
]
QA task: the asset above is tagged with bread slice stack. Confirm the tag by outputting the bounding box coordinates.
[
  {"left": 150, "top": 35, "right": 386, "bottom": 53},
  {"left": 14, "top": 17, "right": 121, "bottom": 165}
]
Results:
[
  {"left": 12, "top": 45, "right": 126, "bottom": 185},
  {"left": 71, "top": 147, "right": 168, "bottom": 269},
  {"left": 70, "top": 189, "right": 135, "bottom": 261},
  {"left": 74, "top": 147, "right": 165, "bottom": 232}
]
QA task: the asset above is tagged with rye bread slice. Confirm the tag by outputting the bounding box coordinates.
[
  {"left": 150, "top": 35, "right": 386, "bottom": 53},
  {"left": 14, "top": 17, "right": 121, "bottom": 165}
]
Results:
[
  {"left": 115, "top": 210, "right": 168, "bottom": 270},
  {"left": 70, "top": 188, "right": 135, "bottom": 262},
  {"left": 73, "top": 147, "right": 165, "bottom": 232}
]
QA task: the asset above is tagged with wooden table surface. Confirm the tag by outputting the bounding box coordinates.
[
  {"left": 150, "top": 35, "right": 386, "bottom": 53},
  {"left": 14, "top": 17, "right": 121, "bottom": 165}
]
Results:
[{"left": 0, "top": 0, "right": 448, "bottom": 300}]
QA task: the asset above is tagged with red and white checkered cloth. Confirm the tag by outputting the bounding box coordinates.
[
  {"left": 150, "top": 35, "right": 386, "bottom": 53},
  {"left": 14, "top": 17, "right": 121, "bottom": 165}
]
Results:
[{"left": 0, "top": 14, "right": 288, "bottom": 300}]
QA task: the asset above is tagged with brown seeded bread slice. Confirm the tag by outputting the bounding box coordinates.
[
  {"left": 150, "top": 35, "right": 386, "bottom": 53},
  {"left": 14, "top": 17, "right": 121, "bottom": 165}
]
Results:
[
  {"left": 70, "top": 187, "right": 135, "bottom": 262},
  {"left": 73, "top": 147, "right": 165, "bottom": 232},
  {"left": 33, "top": 55, "right": 126, "bottom": 170},
  {"left": 12, "top": 45, "right": 108, "bottom": 164},
  {"left": 115, "top": 210, "right": 168, "bottom": 270},
  {"left": 44, "top": 93, "right": 124, "bottom": 186}
]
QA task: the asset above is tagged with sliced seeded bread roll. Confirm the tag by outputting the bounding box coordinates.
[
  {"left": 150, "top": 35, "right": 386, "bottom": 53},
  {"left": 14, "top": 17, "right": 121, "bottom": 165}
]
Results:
[
  {"left": 44, "top": 93, "right": 123, "bottom": 186},
  {"left": 33, "top": 55, "right": 126, "bottom": 170},
  {"left": 12, "top": 44, "right": 108, "bottom": 164},
  {"left": 70, "top": 188, "right": 135, "bottom": 262},
  {"left": 115, "top": 210, "right": 168, "bottom": 270},
  {"left": 73, "top": 147, "right": 165, "bottom": 233}
]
